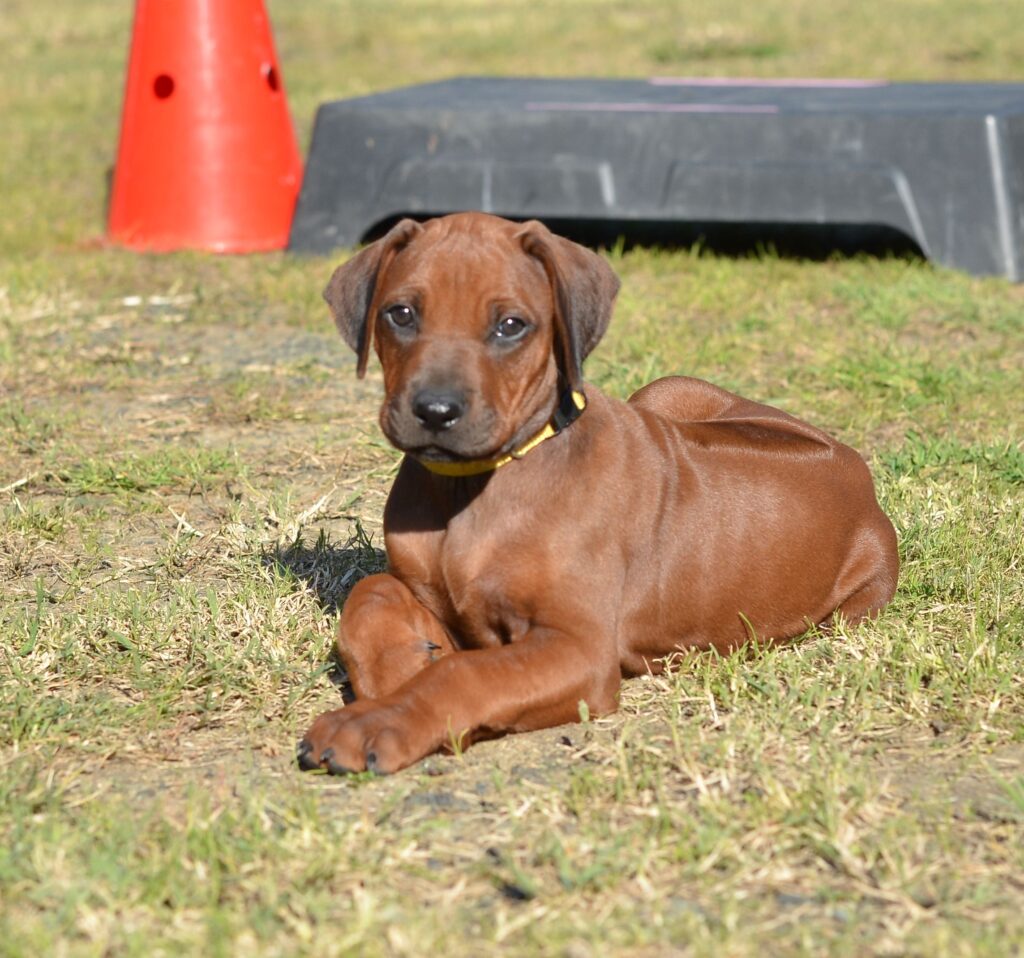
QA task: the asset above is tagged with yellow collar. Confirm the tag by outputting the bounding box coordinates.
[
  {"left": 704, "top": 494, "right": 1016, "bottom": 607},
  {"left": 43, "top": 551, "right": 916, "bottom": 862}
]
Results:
[{"left": 416, "top": 390, "right": 586, "bottom": 478}]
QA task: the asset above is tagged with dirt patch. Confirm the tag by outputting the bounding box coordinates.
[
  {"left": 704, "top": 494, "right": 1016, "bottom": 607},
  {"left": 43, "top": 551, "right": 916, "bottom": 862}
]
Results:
[
  {"left": 877, "top": 742, "right": 1024, "bottom": 824},
  {"left": 70, "top": 718, "right": 614, "bottom": 833}
]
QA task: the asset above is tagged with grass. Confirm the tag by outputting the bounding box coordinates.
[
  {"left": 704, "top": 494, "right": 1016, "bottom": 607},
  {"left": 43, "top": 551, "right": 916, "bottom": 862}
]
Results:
[{"left": 2, "top": 0, "right": 1023, "bottom": 955}]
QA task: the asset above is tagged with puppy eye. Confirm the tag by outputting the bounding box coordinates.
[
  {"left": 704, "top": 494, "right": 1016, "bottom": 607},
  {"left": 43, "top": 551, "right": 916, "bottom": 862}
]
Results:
[
  {"left": 383, "top": 304, "right": 416, "bottom": 329},
  {"left": 493, "top": 315, "right": 528, "bottom": 340}
]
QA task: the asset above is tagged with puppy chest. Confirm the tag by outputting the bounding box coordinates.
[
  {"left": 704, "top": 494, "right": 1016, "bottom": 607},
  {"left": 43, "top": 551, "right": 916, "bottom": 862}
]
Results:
[{"left": 414, "top": 540, "right": 538, "bottom": 648}]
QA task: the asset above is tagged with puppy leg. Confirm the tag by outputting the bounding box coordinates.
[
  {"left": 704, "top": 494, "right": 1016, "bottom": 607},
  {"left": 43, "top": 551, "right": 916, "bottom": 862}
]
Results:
[
  {"left": 337, "top": 573, "right": 456, "bottom": 700},
  {"left": 299, "top": 628, "right": 621, "bottom": 774},
  {"left": 629, "top": 375, "right": 747, "bottom": 421},
  {"left": 833, "top": 560, "right": 900, "bottom": 625},
  {"left": 829, "top": 519, "right": 900, "bottom": 627}
]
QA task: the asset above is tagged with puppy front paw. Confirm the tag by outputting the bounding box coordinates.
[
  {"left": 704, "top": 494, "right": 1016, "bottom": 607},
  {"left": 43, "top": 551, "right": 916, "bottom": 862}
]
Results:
[{"left": 297, "top": 700, "right": 426, "bottom": 775}]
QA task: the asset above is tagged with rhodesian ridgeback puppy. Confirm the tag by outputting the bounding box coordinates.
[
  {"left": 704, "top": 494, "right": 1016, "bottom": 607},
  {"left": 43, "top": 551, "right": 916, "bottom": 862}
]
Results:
[{"left": 298, "top": 212, "right": 899, "bottom": 775}]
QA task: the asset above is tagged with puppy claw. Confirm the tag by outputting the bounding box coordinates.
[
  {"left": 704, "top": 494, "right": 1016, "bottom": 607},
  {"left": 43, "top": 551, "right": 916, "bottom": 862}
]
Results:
[
  {"left": 320, "top": 747, "right": 358, "bottom": 776},
  {"left": 296, "top": 739, "right": 319, "bottom": 771}
]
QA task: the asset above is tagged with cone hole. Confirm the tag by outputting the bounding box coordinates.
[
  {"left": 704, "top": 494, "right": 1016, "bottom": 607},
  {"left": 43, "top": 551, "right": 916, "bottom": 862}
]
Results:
[
  {"left": 153, "top": 74, "right": 175, "bottom": 99},
  {"left": 263, "top": 64, "right": 279, "bottom": 92}
]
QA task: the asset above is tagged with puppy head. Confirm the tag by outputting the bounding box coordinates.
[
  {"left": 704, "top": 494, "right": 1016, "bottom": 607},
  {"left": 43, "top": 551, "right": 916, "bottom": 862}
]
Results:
[{"left": 323, "top": 213, "right": 619, "bottom": 464}]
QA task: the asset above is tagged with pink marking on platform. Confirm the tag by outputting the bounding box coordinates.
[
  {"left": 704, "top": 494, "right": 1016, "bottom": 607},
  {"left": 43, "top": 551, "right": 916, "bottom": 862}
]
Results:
[
  {"left": 525, "top": 101, "right": 779, "bottom": 114},
  {"left": 649, "top": 77, "right": 889, "bottom": 88}
]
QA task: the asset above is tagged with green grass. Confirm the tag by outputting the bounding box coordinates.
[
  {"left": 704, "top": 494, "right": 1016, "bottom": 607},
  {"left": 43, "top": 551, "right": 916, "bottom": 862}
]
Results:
[{"left": 1, "top": 1, "right": 1023, "bottom": 955}]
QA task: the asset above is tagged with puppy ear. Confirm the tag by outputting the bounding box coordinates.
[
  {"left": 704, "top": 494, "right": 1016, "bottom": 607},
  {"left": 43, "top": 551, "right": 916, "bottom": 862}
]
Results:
[
  {"left": 323, "top": 219, "right": 423, "bottom": 378},
  {"left": 517, "top": 220, "right": 620, "bottom": 390}
]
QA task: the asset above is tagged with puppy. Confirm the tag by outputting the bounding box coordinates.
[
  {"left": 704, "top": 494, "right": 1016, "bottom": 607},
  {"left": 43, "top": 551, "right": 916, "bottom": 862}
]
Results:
[{"left": 298, "top": 212, "right": 898, "bottom": 775}]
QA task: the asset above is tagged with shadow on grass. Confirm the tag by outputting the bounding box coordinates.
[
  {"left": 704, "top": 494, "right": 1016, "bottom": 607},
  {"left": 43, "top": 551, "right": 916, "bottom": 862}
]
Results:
[
  {"left": 366, "top": 215, "right": 926, "bottom": 264},
  {"left": 264, "top": 523, "right": 387, "bottom": 615},
  {"left": 263, "top": 525, "right": 387, "bottom": 701}
]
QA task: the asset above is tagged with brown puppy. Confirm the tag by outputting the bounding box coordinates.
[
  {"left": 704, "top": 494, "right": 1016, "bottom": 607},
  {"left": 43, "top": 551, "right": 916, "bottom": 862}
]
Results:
[{"left": 298, "top": 212, "right": 898, "bottom": 775}]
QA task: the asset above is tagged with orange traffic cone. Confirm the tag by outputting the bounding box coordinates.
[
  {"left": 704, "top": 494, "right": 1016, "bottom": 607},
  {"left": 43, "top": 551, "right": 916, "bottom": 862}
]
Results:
[{"left": 108, "top": 0, "right": 303, "bottom": 252}]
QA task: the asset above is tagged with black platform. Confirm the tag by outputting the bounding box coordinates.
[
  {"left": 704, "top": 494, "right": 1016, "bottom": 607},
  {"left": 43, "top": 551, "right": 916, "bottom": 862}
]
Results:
[{"left": 289, "top": 78, "right": 1024, "bottom": 281}]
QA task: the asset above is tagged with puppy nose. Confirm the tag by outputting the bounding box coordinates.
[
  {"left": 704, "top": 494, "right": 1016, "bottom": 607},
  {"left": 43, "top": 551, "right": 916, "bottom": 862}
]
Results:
[{"left": 411, "top": 389, "right": 465, "bottom": 431}]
